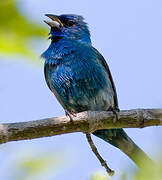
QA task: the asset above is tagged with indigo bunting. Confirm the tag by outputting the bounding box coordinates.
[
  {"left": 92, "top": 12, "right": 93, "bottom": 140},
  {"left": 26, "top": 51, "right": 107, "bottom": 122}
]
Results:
[{"left": 42, "top": 14, "right": 152, "bottom": 168}]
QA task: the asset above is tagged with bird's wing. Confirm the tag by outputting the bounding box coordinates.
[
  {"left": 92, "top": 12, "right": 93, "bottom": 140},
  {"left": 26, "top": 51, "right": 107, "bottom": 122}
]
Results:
[
  {"left": 93, "top": 47, "right": 119, "bottom": 110},
  {"left": 44, "top": 64, "right": 52, "bottom": 91}
]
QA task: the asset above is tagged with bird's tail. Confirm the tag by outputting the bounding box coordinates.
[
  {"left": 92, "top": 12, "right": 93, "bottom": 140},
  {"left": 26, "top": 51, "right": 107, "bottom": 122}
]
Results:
[{"left": 93, "top": 129, "right": 153, "bottom": 168}]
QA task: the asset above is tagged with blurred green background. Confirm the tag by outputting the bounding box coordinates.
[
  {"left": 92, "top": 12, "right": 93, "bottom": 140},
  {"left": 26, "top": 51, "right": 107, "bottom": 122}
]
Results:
[
  {"left": 0, "top": 0, "right": 47, "bottom": 59},
  {"left": 1, "top": 0, "right": 162, "bottom": 179}
]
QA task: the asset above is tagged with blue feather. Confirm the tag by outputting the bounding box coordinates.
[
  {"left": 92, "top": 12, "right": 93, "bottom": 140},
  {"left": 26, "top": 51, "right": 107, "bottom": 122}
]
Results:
[{"left": 42, "top": 14, "right": 152, "bottom": 168}]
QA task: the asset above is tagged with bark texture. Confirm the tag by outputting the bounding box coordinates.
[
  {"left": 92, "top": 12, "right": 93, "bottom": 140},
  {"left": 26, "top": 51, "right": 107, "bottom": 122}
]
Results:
[{"left": 0, "top": 109, "right": 162, "bottom": 144}]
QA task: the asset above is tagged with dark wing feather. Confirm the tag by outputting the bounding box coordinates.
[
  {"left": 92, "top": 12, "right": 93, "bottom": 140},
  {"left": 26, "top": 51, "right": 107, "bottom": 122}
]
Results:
[
  {"left": 44, "top": 64, "right": 52, "bottom": 92},
  {"left": 93, "top": 47, "right": 119, "bottom": 110}
]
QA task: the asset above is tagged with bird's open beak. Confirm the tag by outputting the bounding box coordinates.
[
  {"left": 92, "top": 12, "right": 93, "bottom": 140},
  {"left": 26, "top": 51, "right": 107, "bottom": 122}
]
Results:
[{"left": 44, "top": 14, "right": 63, "bottom": 28}]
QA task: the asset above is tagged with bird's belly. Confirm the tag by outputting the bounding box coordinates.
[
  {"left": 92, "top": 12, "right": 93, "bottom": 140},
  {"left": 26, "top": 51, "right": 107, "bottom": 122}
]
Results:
[
  {"left": 70, "top": 89, "right": 114, "bottom": 112},
  {"left": 47, "top": 64, "right": 115, "bottom": 113}
]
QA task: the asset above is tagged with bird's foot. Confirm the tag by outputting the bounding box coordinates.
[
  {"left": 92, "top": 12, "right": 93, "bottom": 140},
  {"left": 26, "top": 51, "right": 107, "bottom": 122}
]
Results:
[
  {"left": 108, "top": 107, "right": 120, "bottom": 123},
  {"left": 65, "top": 110, "right": 76, "bottom": 123}
]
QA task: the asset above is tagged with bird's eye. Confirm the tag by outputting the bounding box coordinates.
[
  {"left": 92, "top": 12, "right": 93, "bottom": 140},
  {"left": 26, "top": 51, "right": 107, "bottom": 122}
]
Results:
[
  {"left": 67, "top": 21, "right": 75, "bottom": 27},
  {"left": 60, "top": 18, "right": 75, "bottom": 27}
]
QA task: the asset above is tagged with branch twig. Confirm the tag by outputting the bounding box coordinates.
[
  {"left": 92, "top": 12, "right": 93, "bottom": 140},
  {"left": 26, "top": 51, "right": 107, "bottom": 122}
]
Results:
[
  {"left": 86, "top": 133, "right": 114, "bottom": 176},
  {"left": 0, "top": 108, "right": 162, "bottom": 144}
]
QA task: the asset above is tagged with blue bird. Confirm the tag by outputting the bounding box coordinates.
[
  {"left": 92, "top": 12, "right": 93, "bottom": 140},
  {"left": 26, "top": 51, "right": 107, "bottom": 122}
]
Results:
[{"left": 42, "top": 14, "right": 152, "bottom": 168}]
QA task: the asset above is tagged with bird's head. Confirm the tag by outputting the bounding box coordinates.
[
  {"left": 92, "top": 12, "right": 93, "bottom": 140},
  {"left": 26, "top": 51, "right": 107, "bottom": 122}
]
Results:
[{"left": 44, "top": 14, "right": 91, "bottom": 44}]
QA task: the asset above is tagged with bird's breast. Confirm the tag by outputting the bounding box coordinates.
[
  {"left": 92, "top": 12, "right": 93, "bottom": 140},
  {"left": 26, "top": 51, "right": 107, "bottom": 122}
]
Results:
[{"left": 44, "top": 57, "right": 115, "bottom": 113}]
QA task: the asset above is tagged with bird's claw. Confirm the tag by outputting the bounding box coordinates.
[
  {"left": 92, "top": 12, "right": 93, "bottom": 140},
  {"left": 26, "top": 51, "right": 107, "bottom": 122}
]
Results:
[
  {"left": 65, "top": 110, "right": 76, "bottom": 123},
  {"left": 112, "top": 109, "right": 119, "bottom": 123},
  {"left": 108, "top": 107, "right": 119, "bottom": 123}
]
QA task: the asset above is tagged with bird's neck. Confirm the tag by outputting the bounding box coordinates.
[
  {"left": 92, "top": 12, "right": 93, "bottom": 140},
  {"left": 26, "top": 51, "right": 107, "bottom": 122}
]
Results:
[
  {"left": 41, "top": 38, "right": 91, "bottom": 65},
  {"left": 51, "top": 35, "right": 91, "bottom": 45}
]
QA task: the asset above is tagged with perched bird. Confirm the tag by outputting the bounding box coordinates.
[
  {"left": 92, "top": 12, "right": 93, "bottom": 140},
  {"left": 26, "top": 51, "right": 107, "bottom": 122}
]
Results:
[{"left": 42, "top": 14, "right": 152, "bottom": 168}]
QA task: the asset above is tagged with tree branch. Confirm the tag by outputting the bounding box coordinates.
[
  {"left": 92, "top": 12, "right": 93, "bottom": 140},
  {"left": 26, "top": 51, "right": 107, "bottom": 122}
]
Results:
[
  {"left": 86, "top": 133, "right": 114, "bottom": 176},
  {"left": 0, "top": 108, "right": 162, "bottom": 144}
]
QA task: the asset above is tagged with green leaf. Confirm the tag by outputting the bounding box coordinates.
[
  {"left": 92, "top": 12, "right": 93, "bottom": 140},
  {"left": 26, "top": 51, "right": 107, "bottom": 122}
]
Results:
[
  {"left": 134, "top": 160, "right": 162, "bottom": 180},
  {"left": 16, "top": 152, "right": 63, "bottom": 180},
  {"left": 90, "top": 171, "right": 111, "bottom": 180},
  {"left": 0, "top": 0, "right": 48, "bottom": 60}
]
